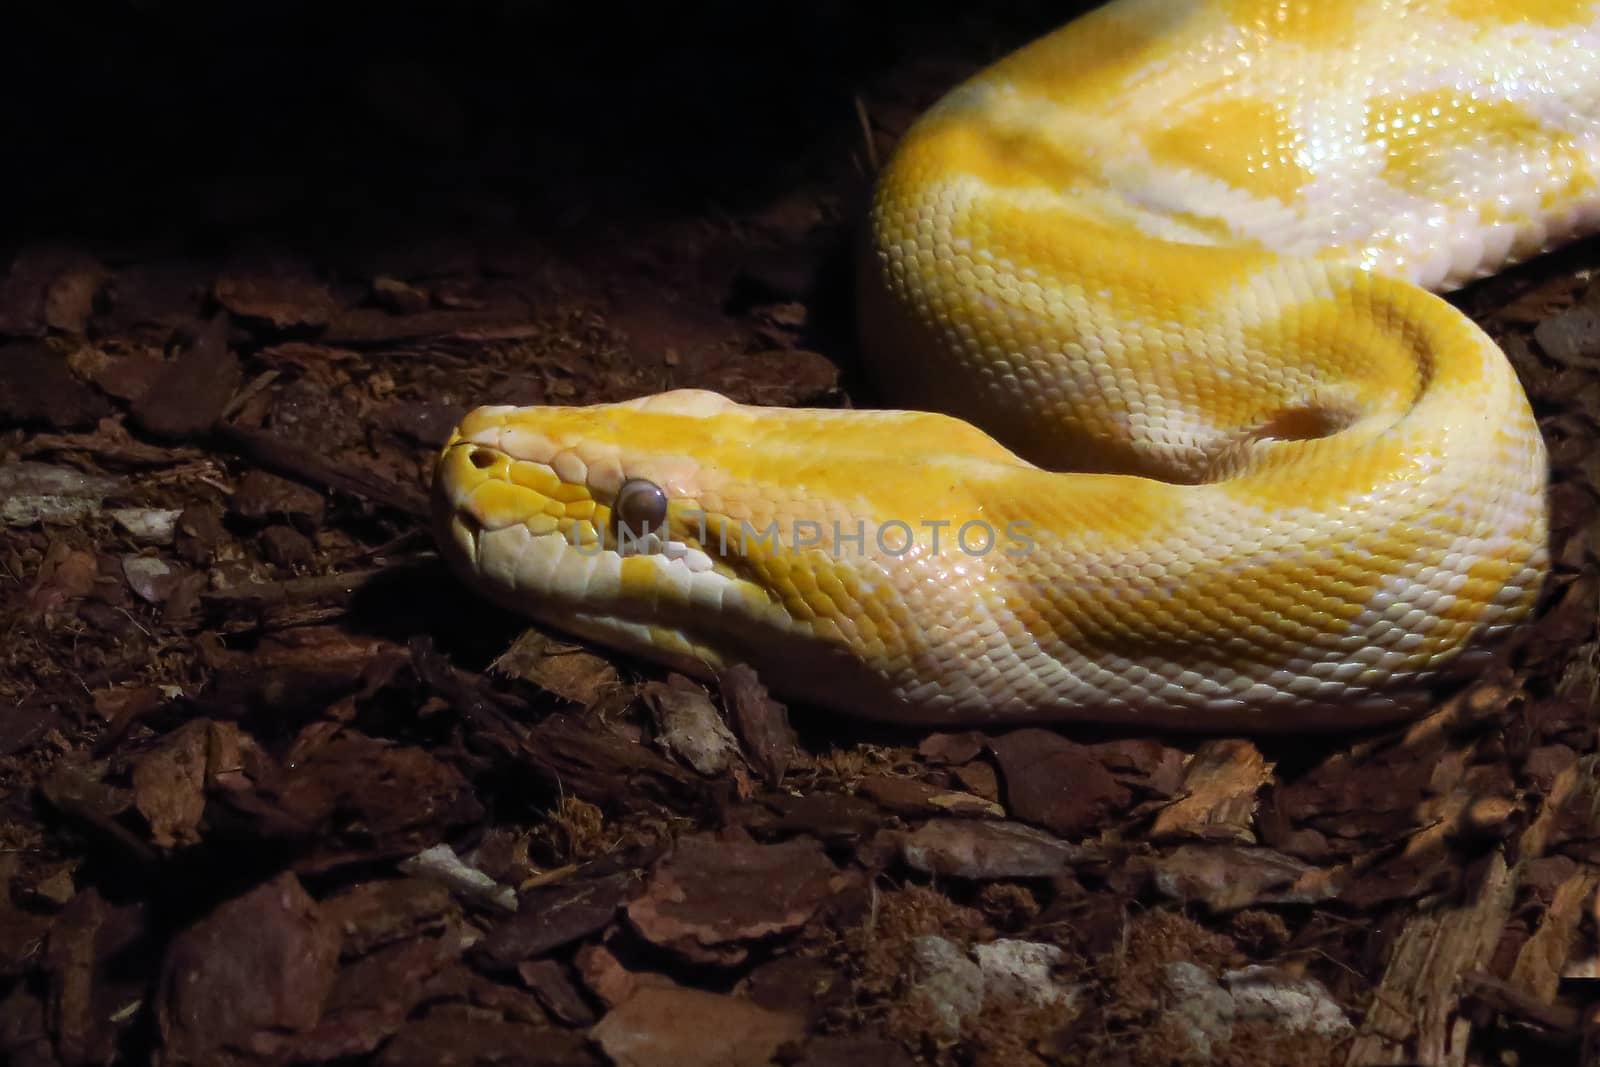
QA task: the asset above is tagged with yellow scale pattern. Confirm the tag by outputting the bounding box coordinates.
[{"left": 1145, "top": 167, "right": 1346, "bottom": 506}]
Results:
[{"left": 432, "top": 0, "right": 1600, "bottom": 729}]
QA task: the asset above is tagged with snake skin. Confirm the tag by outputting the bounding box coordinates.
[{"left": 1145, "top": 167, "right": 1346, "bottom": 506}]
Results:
[{"left": 433, "top": 0, "right": 1600, "bottom": 729}]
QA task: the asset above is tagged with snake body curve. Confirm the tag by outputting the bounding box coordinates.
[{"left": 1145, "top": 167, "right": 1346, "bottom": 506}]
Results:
[{"left": 433, "top": 0, "right": 1600, "bottom": 729}]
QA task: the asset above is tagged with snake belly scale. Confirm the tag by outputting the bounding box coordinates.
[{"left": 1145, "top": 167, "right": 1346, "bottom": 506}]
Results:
[{"left": 433, "top": 0, "right": 1600, "bottom": 729}]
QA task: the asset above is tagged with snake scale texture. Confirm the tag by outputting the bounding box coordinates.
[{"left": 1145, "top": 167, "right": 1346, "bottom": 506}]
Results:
[{"left": 434, "top": 0, "right": 1600, "bottom": 730}]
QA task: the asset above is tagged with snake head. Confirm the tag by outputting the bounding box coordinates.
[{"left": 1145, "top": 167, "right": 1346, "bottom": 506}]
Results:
[{"left": 432, "top": 388, "right": 1039, "bottom": 713}]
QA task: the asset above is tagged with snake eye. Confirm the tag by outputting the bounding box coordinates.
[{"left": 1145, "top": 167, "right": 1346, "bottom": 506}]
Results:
[{"left": 615, "top": 478, "right": 668, "bottom": 535}]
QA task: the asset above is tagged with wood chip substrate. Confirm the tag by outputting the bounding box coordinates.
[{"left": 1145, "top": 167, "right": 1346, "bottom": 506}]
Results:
[{"left": 0, "top": 5, "right": 1596, "bottom": 1066}]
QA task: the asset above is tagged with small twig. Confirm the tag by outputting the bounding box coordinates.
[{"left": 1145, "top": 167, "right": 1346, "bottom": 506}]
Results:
[
  {"left": 216, "top": 421, "right": 430, "bottom": 517},
  {"left": 1461, "top": 970, "right": 1582, "bottom": 1038},
  {"left": 219, "top": 369, "right": 280, "bottom": 421},
  {"left": 201, "top": 567, "right": 392, "bottom": 608},
  {"left": 853, "top": 94, "right": 880, "bottom": 173}
]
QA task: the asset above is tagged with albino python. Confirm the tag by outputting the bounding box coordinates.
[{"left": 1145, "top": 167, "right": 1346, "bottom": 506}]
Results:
[{"left": 433, "top": 0, "right": 1600, "bottom": 730}]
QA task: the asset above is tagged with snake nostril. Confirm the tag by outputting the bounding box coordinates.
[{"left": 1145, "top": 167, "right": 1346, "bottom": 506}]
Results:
[{"left": 469, "top": 449, "right": 497, "bottom": 470}]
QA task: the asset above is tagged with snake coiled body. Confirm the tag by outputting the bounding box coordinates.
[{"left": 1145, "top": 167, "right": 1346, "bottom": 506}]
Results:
[{"left": 434, "top": 0, "right": 1600, "bottom": 729}]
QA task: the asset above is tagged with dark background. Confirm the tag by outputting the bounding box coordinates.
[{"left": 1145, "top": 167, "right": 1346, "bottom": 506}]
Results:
[{"left": 0, "top": 1, "right": 1088, "bottom": 247}]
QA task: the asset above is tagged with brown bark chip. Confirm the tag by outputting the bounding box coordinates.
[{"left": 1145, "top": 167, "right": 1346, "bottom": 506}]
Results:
[
  {"left": 590, "top": 984, "right": 806, "bottom": 1067},
  {"left": 378, "top": 1016, "right": 598, "bottom": 1066},
  {"left": 988, "top": 728, "right": 1134, "bottom": 837},
  {"left": 719, "top": 664, "right": 796, "bottom": 788},
  {"left": 492, "top": 629, "right": 622, "bottom": 706},
  {"left": 0, "top": 340, "right": 110, "bottom": 428},
  {"left": 518, "top": 959, "right": 599, "bottom": 1026},
  {"left": 274, "top": 733, "right": 484, "bottom": 859},
  {"left": 1136, "top": 844, "right": 1336, "bottom": 912},
  {"left": 130, "top": 719, "right": 243, "bottom": 848},
  {"left": 42, "top": 889, "right": 116, "bottom": 1065},
  {"left": 644, "top": 675, "right": 742, "bottom": 777},
  {"left": 478, "top": 873, "right": 636, "bottom": 968},
  {"left": 231, "top": 468, "right": 327, "bottom": 530},
  {"left": 130, "top": 315, "right": 242, "bottom": 439},
  {"left": 45, "top": 261, "right": 107, "bottom": 335},
  {"left": 900, "top": 818, "right": 1100, "bottom": 879},
  {"left": 1150, "top": 739, "right": 1273, "bottom": 843},
  {"left": 156, "top": 873, "right": 340, "bottom": 1065},
  {"left": 214, "top": 274, "right": 338, "bottom": 329},
  {"left": 859, "top": 774, "right": 1004, "bottom": 818},
  {"left": 626, "top": 833, "right": 848, "bottom": 965}
]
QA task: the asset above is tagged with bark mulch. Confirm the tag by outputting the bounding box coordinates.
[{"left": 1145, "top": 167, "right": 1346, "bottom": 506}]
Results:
[{"left": 0, "top": 5, "right": 1596, "bottom": 1066}]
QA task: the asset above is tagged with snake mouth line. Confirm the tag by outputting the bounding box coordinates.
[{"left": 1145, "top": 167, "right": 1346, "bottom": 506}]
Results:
[{"left": 442, "top": 501, "right": 918, "bottom": 699}]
